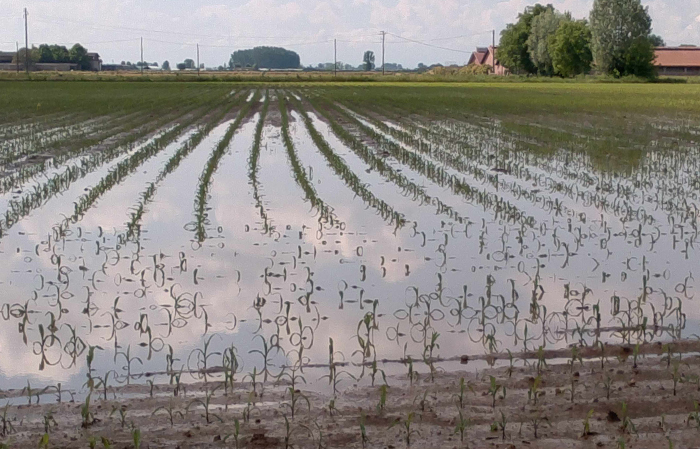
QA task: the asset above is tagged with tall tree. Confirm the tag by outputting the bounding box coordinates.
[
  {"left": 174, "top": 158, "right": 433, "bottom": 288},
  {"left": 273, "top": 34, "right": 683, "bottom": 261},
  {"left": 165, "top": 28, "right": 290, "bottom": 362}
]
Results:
[
  {"left": 527, "top": 10, "right": 570, "bottom": 75},
  {"left": 363, "top": 51, "right": 375, "bottom": 71},
  {"left": 590, "top": 0, "right": 653, "bottom": 76},
  {"left": 69, "top": 44, "right": 90, "bottom": 70},
  {"left": 162, "top": 60, "right": 170, "bottom": 71},
  {"left": 552, "top": 20, "right": 593, "bottom": 77},
  {"left": 498, "top": 4, "right": 554, "bottom": 74}
]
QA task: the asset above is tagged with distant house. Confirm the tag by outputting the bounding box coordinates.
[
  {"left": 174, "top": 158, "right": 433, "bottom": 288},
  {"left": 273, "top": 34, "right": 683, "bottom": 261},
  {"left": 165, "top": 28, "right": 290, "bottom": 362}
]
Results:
[
  {"left": 467, "top": 46, "right": 508, "bottom": 75},
  {"left": 655, "top": 46, "right": 700, "bottom": 76},
  {"left": 0, "top": 52, "right": 14, "bottom": 63},
  {"left": 87, "top": 53, "right": 102, "bottom": 71}
]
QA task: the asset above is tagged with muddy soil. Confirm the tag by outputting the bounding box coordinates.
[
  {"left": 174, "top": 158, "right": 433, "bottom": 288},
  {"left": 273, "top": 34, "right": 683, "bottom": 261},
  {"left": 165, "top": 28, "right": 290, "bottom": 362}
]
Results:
[{"left": 2, "top": 340, "right": 700, "bottom": 448}]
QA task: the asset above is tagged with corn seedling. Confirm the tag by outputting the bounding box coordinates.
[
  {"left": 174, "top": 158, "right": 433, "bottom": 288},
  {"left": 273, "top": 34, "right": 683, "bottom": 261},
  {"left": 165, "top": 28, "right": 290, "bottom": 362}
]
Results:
[
  {"left": 488, "top": 376, "right": 503, "bottom": 408},
  {"left": 581, "top": 409, "right": 594, "bottom": 437},
  {"left": 390, "top": 412, "right": 420, "bottom": 447},
  {"left": 153, "top": 400, "right": 183, "bottom": 427},
  {"left": 454, "top": 409, "right": 471, "bottom": 443}
]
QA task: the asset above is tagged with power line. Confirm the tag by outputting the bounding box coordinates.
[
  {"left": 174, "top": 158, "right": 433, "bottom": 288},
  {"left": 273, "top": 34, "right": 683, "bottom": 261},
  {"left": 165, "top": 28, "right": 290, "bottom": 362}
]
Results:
[{"left": 386, "top": 32, "right": 472, "bottom": 54}]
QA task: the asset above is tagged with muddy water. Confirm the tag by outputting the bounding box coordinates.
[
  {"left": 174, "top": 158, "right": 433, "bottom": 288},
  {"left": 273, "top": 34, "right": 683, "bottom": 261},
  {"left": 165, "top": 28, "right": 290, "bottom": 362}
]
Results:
[{"left": 0, "top": 95, "right": 698, "bottom": 404}]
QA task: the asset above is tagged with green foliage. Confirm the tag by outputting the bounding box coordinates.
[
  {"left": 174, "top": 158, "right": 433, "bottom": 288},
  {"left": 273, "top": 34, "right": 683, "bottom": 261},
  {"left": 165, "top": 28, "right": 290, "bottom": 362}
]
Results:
[
  {"left": 649, "top": 34, "right": 665, "bottom": 47},
  {"left": 623, "top": 37, "right": 657, "bottom": 79},
  {"left": 498, "top": 4, "right": 555, "bottom": 74},
  {"left": 552, "top": 20, "right": 593, "bottom": 77},
  {"left": 229, "top": 47, "right": 300, "bottom": 69},
  {"left": 590, "top": 0, "right": 654, "bottom": 77},
  {"left": 69, "top": 44, "right": 91, "bottom": 71},
  {"left": 527, "top": 9, "right": 569, "bottom": 76},
  {"left": 162, "top": 60, "right": 170, "bottom": 71},
  {"left": 363, "top": 51, "right": 376, "bottom": 71}
]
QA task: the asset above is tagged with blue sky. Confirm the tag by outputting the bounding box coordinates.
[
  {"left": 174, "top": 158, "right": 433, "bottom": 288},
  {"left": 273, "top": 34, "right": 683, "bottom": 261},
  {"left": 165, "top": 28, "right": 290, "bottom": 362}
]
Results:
[{"left": 2, "top": 0, "right": 699, "bottom": 68}]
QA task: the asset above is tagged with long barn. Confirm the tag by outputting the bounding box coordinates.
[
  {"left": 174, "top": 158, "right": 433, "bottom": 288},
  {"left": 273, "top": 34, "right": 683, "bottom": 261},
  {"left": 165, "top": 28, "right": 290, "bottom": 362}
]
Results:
[{"left": 655, "top": 46, "right": 700, "bottom": 76}]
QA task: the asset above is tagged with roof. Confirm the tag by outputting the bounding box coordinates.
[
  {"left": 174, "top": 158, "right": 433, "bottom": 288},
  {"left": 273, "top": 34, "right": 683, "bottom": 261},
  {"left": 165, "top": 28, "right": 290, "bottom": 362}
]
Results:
[
  {"left": 469, "top": 46, "right": 499, "bottom": 66},
  {"left": 655, "top": 47, "right": 700, "bottom": 68}
]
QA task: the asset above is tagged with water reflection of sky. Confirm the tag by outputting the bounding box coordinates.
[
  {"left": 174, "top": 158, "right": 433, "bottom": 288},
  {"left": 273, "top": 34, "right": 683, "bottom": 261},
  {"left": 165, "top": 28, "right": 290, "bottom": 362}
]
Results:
[{"left": 1, "top": 95, "right": 698, "bottom": 401}]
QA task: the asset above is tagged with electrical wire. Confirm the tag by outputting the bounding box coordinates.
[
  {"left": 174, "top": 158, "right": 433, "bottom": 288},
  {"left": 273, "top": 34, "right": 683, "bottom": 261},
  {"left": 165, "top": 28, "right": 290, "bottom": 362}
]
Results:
[{"left": 386, "top": 32, "right": 472, "bottom": 54}]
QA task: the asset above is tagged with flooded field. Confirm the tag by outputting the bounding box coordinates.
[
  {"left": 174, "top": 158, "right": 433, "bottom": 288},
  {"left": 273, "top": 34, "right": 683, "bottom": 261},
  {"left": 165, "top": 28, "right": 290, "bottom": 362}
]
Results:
[{"left": 2, "top": 82, "right": 700, "bottom": 448}]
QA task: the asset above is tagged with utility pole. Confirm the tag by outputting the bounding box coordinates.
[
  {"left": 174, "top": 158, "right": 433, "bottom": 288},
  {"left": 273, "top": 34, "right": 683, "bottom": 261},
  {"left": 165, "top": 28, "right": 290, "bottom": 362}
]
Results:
[
  {"left": 334, "top": 39, "right": 337, "bottom": 77},
  {"left": 140, "top": 37, "right": 144, "bottom": 75},
  {"left": 492, "top": 29, "right": 496, "bottom": 75},
  {"left": 16, "top": 41, "right": 19, "bottom": 73},
  {"left": 197, "top": 44, "right": 200, "bottom": 76},
  {"left": 381, "top": 31, "right": 385, "bottom": 75},
  {"left": 24, "top": 8, "right": 28, "bottom": 74}
]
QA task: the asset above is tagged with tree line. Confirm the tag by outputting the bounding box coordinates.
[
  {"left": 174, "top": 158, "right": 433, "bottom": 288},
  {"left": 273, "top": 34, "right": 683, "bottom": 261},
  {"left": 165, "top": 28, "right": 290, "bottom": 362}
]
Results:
[
  {"left": 13, "top": 43, "right": 95, "bottom": 70},
  {"left": 498, "top": 0, "right": 664, "bottom": 78}
]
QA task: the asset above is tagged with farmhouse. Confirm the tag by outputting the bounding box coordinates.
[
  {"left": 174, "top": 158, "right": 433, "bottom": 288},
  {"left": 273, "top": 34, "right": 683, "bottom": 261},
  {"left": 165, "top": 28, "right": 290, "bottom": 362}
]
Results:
[
  {"left": 655, "top": 46, "right": 700, "bottom": 76},
  {"left": 87, "top": 52, "right": 102, "bottom": 71},
  {"left": 467, "top": 46, "right": 508, "bottom": 75},
  {"left": 0, "top": 52, "right": 14, "bottom": 63}
]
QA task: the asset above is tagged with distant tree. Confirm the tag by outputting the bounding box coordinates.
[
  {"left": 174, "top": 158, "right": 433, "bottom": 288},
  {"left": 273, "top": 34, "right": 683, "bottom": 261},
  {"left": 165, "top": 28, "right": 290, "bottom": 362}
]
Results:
[
  {"left": 12, "top": 46, "right": 39, "bottom": 68},
  {"left": 498, "top": 3, "right": 555, "bottom": 74},
  {"left": 183, "top": 59, "right": 195, "bottom": 69},
  {"left": 229, "top": 47, "right": 300, "bottom": 69},
  {"left": 417, "top": 62, "right": 428, "bottom": 72},
  {"left": 363, "top": 51, "right": 375, "bottom": 71},
  {"left": 199, "top": 63, "right": 204, "bottom": 69},
  {"left": 590, "top": 0, "right": 654, "bottom": 77},
  {"left": 162, "top": 60, "right": 170, "bottom": 70},
  {"left": 121, "top": 61, "right": 126, "bottom": 65},
  {"left": 649, "top": 34, "right": 665, "bottom": 47},
  {"left": 70, "top": 44, "right": 91, "bottom": 70},
  {"left": 527, "top": 9, "right": 570, "bottom": 76},
  {"left": 176, "top": 62, "right": 186, "bottom": 70},
  {"left": 552, "top": 20, "right": 593, "bottom": 77}
]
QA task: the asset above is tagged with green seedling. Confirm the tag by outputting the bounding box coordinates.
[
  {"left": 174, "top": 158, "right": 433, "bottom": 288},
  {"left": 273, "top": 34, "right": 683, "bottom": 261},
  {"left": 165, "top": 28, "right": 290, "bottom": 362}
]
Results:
[
  {"left": 454, "top": 409, "right": 471, "bottom": 442},
  {"left": 390, "top": 412, "right": 420, "bottom": 447},
  {"left": 153, "top": 400, "right": 183, "bottom": 427},
  {"left": 377, "top": 385, "right": 388, "bottom": 415},
  {"left": 488, "top": 376, "right": 503, "bottom": 408},
  {"left": 187, "top": 386, "right": 223, "bottom": 424},
  {"left": 581, "top": 409, "right": 594, "bottom": 437}
]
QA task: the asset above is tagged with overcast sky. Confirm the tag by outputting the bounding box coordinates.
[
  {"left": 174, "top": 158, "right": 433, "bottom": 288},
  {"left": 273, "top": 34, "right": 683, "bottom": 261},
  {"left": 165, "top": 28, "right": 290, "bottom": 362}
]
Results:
[{"left": 2, "top": 0, "right": 699, "bottom": 68}]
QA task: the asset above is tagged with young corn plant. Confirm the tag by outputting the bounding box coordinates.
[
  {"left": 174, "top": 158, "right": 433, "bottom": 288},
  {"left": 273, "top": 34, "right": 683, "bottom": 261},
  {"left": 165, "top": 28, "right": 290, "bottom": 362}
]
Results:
[
  {"left": 224, "top": 418, "right": 242, "bottom": 448},
  {"left": 488, "top": 376, "right": 503, "bottom": 408},
  {"left": 132, "top": 427, "right": 141, "bottom": 449},
  {"left": 528, "top": 376, "right": 542, "bottom": 405},
  {"left": 187, "top": 386, "right": 223, "bottom": 424},
  {"left": 390, "top": 412, "right": 420, "bottom": 447},
  {"left": 360, "top": 412, "right": 369, "bottom": 449},
  {"left": 81, "top": 394, "right": 96, "bottom": 428},
  {"left": 1, "top": 403, "right": 16, "bottom": 437},
  {"left": 282, "top": 387, "right": 311, "bottom": 420},
  {"left": 581, "top": 409, "right": 594, "bottom": 437},
  {"left": 454, "top": 409, "right": 471, "bottom": 443},
  {"left": 536, "top": 346, "right": 547, "bottom": 375},
  {"left": 602, "top": 375, "right": 614, "bottom": 400},
  {"left": 529, "top": 414, "right": 548, "bottom": 439},
  {"left": 569, "top": 346, "right": 583, "bottom": 372},
  {"left": 688, "top": 401, "right": 700, "bottom": 430},
  {"left": 453, "top": 377, "right": 473, "bottom": 409},
  {"left": 375, "top": 384, "right": 388, "bottom": 415},
  {"left": 620, "top": 402, "right": 637, "bottom": 435},
  {"left": 152, "top": 400, "right": 183, "bottom": 427},
  {"left": 671, "top": 361, "right": 682, "bottom": 396},
  {"left": 496, "top": 411, "right": 508, "bottom": 441}
]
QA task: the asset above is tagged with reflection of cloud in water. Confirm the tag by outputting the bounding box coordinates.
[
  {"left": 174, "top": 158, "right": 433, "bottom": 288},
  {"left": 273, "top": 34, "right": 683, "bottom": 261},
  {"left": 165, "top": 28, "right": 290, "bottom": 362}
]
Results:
[{"left": 1, "top": 97, "right": 698, "bottom": 398}]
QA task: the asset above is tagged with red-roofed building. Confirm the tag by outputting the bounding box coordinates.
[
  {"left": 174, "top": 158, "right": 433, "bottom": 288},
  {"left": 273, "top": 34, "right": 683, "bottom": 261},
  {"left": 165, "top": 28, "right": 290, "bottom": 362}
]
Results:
[
  {"left": 655, "top": 46, "right": 700, "bottom": 76},
  {"left": 467, "top": 46, "right": 508, "bottom": 75}
]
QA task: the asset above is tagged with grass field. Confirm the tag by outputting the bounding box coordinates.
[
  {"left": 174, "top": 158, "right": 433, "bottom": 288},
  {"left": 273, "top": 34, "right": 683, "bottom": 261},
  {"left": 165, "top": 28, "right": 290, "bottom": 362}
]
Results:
[{"left": 1, "top": 81, "right": 700, "bottom": 448}]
